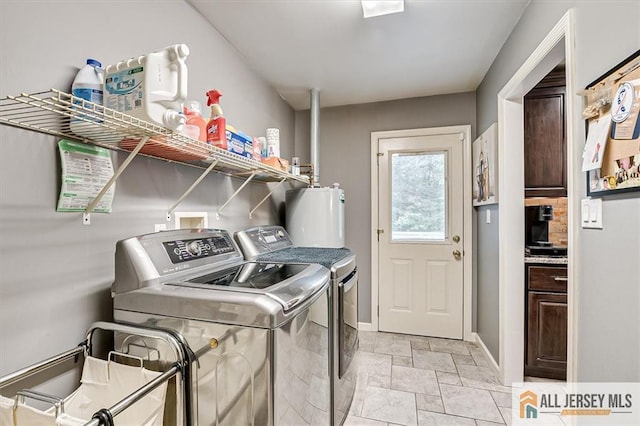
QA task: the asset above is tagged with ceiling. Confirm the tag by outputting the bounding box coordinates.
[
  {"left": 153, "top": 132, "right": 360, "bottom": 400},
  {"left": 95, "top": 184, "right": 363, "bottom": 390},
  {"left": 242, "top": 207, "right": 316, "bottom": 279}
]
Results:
[{"left": 188, "top": 0, "right": 530, "bottom": 110}]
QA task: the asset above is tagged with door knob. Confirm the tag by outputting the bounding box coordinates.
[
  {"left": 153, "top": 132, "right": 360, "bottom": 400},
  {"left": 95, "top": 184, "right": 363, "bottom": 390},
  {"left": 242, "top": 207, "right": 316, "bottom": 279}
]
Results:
[
  {"left": 453, "top": 249, "right": 462, "bottom": 260},
  {"left": 452, "top": 235, "right": 460, "bottom": 243}
]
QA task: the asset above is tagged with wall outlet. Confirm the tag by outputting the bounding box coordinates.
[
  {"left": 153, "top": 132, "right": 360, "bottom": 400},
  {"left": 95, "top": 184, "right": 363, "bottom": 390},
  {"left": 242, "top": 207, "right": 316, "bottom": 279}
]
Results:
[{"left": 154, "top": 223, "right": 167, "bottom": 232}]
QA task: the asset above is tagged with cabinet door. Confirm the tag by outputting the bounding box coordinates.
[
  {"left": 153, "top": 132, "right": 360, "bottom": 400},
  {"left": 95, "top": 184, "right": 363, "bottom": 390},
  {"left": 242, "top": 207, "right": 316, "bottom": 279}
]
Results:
[
  {"left": 525, "top": 292, "right": 567, "bottom": 380},
  {"left": 524, "top": 86, "right": 567, "bottom": 197}
]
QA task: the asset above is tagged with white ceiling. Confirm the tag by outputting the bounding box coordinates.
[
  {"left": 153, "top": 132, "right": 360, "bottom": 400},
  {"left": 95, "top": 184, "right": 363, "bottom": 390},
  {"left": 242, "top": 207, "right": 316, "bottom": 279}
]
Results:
[{"left": 188, "top": 0, "right": 530, "bottom": 110}]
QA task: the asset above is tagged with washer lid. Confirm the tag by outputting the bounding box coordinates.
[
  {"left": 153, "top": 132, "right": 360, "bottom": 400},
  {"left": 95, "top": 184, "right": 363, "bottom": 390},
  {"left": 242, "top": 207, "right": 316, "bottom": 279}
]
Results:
[
  {"left": 114, "top": 262, "right": 330, "bottom": 328},
  {"left": 174, "top": 262, "right": 324, "bottom": 312}
]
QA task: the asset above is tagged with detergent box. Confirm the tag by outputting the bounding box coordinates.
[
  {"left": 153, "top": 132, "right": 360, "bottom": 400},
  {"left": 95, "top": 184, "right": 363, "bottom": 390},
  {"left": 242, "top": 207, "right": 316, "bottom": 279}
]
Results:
[{"left": 225, "top": 128, "right": 253, "bottom": 159}]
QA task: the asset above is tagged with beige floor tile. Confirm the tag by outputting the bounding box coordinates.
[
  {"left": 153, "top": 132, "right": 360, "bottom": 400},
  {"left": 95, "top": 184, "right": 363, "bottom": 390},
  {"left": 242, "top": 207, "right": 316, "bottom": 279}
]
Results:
[
  {"left": 428, "top": 338, "right": 471, "bottom": 355},
  {"left": 436, "top": 371, "right": 462, "bottom": 385},
  {"left": 457, "top": 364, "right": 500, "bottom": 383},
  {"left": 411, "top": 339, "right": 431, "bottom": 351},
  {"left": 344, "top": 415, "right": 388, "bottom": 426},
  {"left": 452, "top": 353, "right": 476, "bottom": 366},
  {"left": 468, "top": 347, "right": 491, "bottom": 367},
  {"left": 440, "top": 384, "right": 504, "bottom": 423},
  {"left": 499, "top": 406, "right": 512, "bottom": 426},
  {"left": 475, "top": 420, "right": 505, "bottom": 426},
  {"left": 418, "top": 410, "right": 476, "bottom": 425},
  {"left": 391, "top": 365, "right": 440, "bottom": 396},
  {"left": 460, "top": 377, "right": 513, "bottom": 393},
  {"left": 392, "top": 355, "right": 413, "bottom": 367},
  {"left": 374, "top": 338, "right": 413, "bottom": 357},
  {"left": 361, "top": 386, "right": 418, "bottom": 425},
  {"left": 415, "top": 394, "right": 444, "bottom": 413},
  {"left": 490, "top": 391, "right": 512, "bottom": 408},
  {"left": 359, "top": 351, "right": 392, "bottom": 389},
  {"left": 412, "top": 349, "right": 457, "bottom": 373}
]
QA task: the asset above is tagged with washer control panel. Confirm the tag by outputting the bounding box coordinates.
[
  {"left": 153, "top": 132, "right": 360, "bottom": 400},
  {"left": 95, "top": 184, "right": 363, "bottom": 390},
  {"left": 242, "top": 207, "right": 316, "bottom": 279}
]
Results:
[{"left": 163, "top": 235, "right": 235, "bottom": 264}]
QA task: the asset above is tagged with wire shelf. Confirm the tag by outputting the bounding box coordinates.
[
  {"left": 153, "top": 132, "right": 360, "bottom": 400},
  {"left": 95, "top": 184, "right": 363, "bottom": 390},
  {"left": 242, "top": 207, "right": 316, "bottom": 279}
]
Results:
[{"left": 0, "top": 89, "right": 308, "bottom": 184}]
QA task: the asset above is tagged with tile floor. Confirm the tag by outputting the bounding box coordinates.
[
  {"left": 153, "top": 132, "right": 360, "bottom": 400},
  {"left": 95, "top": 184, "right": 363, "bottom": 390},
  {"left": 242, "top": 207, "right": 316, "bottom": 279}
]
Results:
[{"left": 344, "top": 331, "right": 514, "bottom": 426}]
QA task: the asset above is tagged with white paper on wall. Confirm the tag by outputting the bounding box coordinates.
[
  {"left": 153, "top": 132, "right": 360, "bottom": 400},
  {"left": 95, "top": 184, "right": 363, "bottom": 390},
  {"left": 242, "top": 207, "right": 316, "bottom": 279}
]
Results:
[
  {"left": 57, "top": 139, "right": 115, "bottom": 212},
  {"left": 582, "top": 115, "right": 611, "bottom": 172}
]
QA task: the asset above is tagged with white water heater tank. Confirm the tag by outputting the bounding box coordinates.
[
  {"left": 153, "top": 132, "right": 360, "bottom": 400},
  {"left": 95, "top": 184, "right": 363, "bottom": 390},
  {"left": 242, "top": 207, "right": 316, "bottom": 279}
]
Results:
[{"left": 286, "top": 187, "right": 345, "bottom": 248}]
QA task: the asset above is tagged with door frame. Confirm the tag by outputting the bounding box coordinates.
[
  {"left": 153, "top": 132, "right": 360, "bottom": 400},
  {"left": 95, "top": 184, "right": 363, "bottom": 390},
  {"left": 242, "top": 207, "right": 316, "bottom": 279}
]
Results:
[
  {"left": 497, "top": 9, "right": 578, "bottom": 385},
  {"left": 370, "top": 125, "right": 473, "bottom": 341}
]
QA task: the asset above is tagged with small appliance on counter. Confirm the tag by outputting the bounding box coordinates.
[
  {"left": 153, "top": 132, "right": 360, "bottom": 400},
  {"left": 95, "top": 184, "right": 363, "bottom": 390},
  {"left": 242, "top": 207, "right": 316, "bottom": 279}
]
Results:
[{"left": 525, "top": 205, "right": 567, "bottom": 256}]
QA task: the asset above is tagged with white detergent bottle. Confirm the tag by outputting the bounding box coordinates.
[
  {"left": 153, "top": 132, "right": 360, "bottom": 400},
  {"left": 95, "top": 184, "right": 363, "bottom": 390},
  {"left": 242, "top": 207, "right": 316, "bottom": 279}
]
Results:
[
  {"left": 70, "top": 58, "right": 104, "bottom": 139},
  {"left": 104, "top": 44, "right": 189, "bottom": 131}
]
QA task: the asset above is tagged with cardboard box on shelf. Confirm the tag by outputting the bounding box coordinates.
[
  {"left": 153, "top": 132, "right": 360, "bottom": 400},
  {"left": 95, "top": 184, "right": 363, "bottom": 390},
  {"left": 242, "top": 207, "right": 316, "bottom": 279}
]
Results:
[
  {"left": 261, "top": 157, "right": 289, "bottom": 172},
  {"left": 225, "top": 127, "right": 253, "bottom": 158}
]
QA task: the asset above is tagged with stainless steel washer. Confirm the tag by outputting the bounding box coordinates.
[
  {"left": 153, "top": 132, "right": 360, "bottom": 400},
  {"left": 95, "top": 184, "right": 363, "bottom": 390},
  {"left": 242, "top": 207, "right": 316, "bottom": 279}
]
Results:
[
  {"left": 235, "top": 226, "right": 358, "bottom": 426},
  {"left": 112, "top": 229, "right": 332, "bottom": 426}
]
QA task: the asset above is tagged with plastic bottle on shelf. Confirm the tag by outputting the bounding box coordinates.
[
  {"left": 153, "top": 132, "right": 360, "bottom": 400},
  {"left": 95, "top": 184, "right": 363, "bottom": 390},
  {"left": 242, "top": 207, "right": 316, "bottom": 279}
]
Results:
[
  {"left": 104, "top": 44, "right": 189, "bottom": 131},
  {"left": 70, "top": 58, "right": 104, "bottom": 138},
  {"left": 205, "top": 90, "right": 227, "bottom": 149},
  {"left": 183, "top": 101, "right": 207, "bottom": 142}
]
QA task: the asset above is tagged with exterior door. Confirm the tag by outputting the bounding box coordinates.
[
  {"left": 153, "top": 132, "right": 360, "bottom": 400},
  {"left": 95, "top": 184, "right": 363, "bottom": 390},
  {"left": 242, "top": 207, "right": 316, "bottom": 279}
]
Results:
[{"left": 377, "top": 132, "right": 464, "bottom": 338}]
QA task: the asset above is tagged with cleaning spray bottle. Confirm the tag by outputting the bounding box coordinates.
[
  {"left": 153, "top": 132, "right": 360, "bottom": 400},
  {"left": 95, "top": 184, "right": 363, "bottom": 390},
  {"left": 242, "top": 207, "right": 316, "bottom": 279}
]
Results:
[{"left": 206, "top": 90, "right": 226, "bottom": 149}]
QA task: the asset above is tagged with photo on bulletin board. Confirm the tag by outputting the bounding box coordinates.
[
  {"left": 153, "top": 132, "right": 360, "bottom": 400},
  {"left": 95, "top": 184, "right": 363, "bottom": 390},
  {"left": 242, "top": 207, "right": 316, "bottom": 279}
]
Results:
[
  {"left": 472, "top": 123, "right": 498, "bottom": 206},
  {"left": 583, "top": 49, "right": 640, "bottom": 196}
]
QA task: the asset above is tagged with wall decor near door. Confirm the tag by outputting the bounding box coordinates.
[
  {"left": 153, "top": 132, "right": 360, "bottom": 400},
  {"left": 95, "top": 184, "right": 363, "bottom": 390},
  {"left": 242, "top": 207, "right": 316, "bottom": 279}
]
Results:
[
  {"left": 472, "top": 123, "right": 498, "bottom": 205},
  {"left": 582, "top": 49, "right": 640, "bottom": 196}
]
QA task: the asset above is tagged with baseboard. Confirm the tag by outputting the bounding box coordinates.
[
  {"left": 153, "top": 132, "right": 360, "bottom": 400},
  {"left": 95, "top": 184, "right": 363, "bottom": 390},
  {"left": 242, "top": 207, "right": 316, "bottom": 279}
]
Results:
[
  {"left": 471, "top": 332, "right": 501, "bottom": 378},
  {"left": 358, "top": 322, "right": 375, "bottom": 331}
]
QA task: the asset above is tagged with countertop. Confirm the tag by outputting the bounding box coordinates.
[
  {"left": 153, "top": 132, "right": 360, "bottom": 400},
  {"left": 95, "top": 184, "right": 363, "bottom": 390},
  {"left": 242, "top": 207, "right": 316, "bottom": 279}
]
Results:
[{"left": 524, "top": 255, "right": 568, "bottom": 265}]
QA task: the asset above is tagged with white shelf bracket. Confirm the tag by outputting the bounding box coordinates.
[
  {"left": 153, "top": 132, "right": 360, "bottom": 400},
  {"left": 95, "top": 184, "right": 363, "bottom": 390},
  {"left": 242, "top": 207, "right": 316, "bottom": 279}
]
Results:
[
  {"left": 83, "top": 135, "right": 150, "bottom": 225},
  {"left": 216, "top": 171, "right": 257, "bottom": 220},
  {"left": 249, "top": 178, "right": 286, "bottom": 219},
  {"left": 166, "top": 159, "right": 219, "bottom": 221}
]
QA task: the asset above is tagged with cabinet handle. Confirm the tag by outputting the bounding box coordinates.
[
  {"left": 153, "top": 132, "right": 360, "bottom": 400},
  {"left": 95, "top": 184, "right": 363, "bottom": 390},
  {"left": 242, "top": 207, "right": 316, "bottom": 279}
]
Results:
[{"left": 553, "top": 277, "right": 568, "bottom": 282}]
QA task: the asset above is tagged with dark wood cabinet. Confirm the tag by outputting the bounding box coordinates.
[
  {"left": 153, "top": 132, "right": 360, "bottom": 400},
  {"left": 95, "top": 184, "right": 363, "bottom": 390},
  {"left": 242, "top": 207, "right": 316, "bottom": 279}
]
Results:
[
  {"left": 524, "top": 79, "right": 567, "bottom": 197},
  {"left": 525, "top": 264, "right": 567, "bottom": 380}
]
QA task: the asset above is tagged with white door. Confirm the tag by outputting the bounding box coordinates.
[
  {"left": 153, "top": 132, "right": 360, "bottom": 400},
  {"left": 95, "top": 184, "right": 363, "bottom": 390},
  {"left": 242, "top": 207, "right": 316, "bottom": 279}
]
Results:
[{"left": 378, "top": 132, "right": 464, "bottom": 339}]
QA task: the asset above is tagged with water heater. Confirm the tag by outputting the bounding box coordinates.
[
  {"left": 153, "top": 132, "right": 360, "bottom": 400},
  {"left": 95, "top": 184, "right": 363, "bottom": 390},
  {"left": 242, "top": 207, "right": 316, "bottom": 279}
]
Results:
[{"left": 286, "top": 187, "right": 345, "bottom": 248}]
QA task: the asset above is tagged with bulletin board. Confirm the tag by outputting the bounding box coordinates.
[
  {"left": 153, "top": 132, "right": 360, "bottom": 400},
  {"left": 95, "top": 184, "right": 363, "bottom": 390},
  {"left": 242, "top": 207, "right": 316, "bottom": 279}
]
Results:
[{"left": 582, "top": 49, "right": 640, "bottom": 196}]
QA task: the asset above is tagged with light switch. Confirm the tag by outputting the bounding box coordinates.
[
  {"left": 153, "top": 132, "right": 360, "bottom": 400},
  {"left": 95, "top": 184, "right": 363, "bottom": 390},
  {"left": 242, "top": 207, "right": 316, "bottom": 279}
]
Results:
[
  {"left": 589, "top": 198, "right": 603, "bottom": 228},
  {"left": 486, "top": 209, "right": 491, "bottom": 224},
  {"left": 581, "top": 198, "right": 602, "bottom": 229},
  {"left": 581, "top": 199, "right": 590, "bottom": 227}
]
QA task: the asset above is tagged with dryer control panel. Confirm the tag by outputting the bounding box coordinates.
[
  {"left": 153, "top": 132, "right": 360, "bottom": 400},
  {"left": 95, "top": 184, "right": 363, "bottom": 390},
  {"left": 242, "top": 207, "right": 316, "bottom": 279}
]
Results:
[{"left": 235, "top": 225, "right": 293, "bottom": 259}]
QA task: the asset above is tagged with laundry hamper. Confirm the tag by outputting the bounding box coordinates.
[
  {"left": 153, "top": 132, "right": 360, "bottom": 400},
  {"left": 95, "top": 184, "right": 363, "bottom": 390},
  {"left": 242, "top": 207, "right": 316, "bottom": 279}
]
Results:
[{"left": 0, "top": 322, "right": 190, "bottom": 426}]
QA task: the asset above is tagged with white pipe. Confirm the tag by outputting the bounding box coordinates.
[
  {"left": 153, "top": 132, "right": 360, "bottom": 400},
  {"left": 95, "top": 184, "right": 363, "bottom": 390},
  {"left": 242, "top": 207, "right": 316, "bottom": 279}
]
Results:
[{"left": 310, "top": 88, "right": 320, "bottom": 186}]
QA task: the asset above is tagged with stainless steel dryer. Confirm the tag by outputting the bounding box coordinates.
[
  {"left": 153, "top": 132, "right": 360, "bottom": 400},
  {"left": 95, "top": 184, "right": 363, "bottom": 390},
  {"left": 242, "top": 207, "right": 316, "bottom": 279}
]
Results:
[
  {"left": 112, "top": 229, "right": 332, "bottom": 426},
  {"left": 235, "top": 225, "right": 358, "bottom": 426}
]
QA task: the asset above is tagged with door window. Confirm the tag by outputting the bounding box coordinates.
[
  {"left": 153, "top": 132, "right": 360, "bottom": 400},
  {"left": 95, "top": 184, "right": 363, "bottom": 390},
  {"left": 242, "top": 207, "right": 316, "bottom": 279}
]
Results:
[{"left": 391, "top": 151, "right": 447, "bottom": 241}]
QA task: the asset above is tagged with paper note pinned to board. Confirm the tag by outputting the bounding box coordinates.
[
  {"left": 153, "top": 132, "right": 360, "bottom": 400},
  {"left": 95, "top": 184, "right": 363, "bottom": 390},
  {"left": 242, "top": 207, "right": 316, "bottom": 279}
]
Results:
[{"left": 582, "top": 115, "right": 611, "bottom": 172}]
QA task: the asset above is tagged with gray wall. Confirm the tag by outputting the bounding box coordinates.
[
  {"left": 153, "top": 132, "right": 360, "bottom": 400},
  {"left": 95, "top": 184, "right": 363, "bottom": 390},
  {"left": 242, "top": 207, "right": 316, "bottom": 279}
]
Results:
[
  {"left": 475, "top": 0, "right": 640, "bottom": 379},
  {"left": 0, "top": 0, "right": 296, "bottom": 394},
  {"left": 295, "top": 93, "right": 477, "bottom": 323},
  {"left": 476, "top": 205, "right": 500, "bottom": 361}
]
